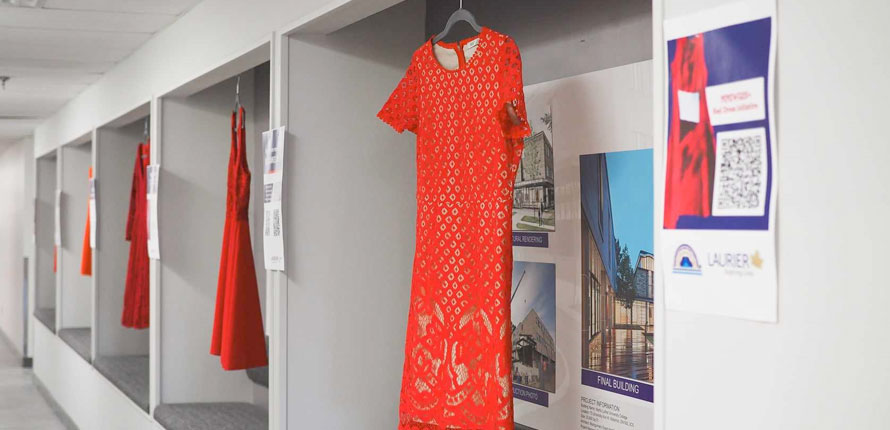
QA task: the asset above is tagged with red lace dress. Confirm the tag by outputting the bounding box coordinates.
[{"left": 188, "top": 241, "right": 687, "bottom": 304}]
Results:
[
  {"left": 664, "top": 34, "right": 714, "bottom": 229},
  {"left": 378, "top": 28, "right": 530, "bottom": 430},
  {"left": 122, "top": 143, "right": 150, "bottom": 329},
  {"left": 210, "top": 107, "right": 268, "bottom": 370}
]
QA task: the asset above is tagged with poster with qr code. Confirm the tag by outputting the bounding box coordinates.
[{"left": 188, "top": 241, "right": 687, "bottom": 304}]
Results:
[
  {"left": 662, "top": 0, "right": 778, "bottom": 322},
  {"left": 262, "top": 127, "right": 285, "bottom": 271}
]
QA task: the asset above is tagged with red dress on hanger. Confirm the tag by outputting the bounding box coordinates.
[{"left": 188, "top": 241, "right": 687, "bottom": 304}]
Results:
[
  {"left": 122, "top": 143, "right": 150, "bottom": 329},
  {"left": 80, "top": 167, "right": 93, "bottom": 276},
  {"left": 210, "top": 107, "right": 267, "bottom": 370},
  {"left": 378, "top": 28, "right": 530, "bottom": 430},
  {"left": 664, "top": 34, "right": 715, "bottom": 229}
]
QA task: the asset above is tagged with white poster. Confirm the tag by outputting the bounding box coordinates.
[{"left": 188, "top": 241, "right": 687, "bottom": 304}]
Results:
[
  {"left": 146, "top": 164, "right": 160, "bottom": 260},
  {"left": 89, "top": 177, "right": 97, "bottom": 249},
  {"left": 262, "top": 127, "right": 285, "bottom": 271},
  {"left": 661, "top": 0, "right": 778, "bottom": 322},
  {"left": 509, "top": 61, "right": 654, "bottom": 430}
]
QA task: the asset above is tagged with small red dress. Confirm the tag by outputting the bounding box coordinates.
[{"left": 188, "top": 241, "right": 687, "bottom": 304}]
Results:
[
  {"left": 80, "top": 167, "right": 93, "bottom": 276},
  {"left": 210, "top": 107, "right": 268, "bottom": 370},
  {"left": 378, "top": 28, "right": 530, "bottom": 430},
  {"left": 122, "top": 143, "right": 150, "bottom": 329},
  {"left": 664, "top": 34, "right": 715, "bottom": 229}
]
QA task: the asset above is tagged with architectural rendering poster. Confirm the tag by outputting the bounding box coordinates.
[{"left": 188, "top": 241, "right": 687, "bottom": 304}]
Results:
[
  {"left": 511, "top": 261, "right": 557, "bottom": 407},
  {"left": 510, "top": 61, "right": 653, "bottom": 430},
  {"left": 512, "top": 103, "right": 555, "bottom": 248},
  {"left": 579, "top": 150, "right": 654, "bottom": 430},
  {"left": 662, "top": 0, "right": 778, "bottom": 322}
]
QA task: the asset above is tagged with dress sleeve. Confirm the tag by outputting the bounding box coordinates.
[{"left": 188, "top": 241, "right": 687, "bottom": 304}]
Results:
[
  {"left": 500, "top": 36, "right": 531, "bottom": 140},
  {"left": 378, "top": 59, "right": 419, "bottom": 134}
]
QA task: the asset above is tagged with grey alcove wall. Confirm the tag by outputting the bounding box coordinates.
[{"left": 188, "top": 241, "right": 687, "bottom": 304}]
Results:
[
  {"left": 158, "top": 63, "right": 268, "bottom": 406},
  {"left": 58, "top": 138, "right": 94, "bottom": 362},
  {"left": 35, "top": 152, "right": 57, "bottom": 332},
  {"left": 95, "top": 115, "right": 151, "bottom": 357},
  {"left": 284, "top": 0, "right": 423, "bottom": 427}
]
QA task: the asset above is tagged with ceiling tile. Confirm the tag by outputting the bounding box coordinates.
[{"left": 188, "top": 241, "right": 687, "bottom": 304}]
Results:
[
  {"left": 0, "top": 7, "right": 177, "bottom": 33},
  {"left": 42, "top": 0, "right": 203, "bottom": 16}
]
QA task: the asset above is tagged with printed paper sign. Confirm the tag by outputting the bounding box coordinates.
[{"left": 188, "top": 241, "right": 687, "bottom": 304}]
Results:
[
  {"left": 677, "top": 90, "right": 700, "bottom": 123},
  {"left": 262, "top": 127, "right": 285, "bottom": 271},
  {"left": 662, "top": 0, "right": 778, "bottom": 322},
  {"left": 146, "top": 165, "right": 160, "bottom": 260},
  {"left": 89, "top": 178, "right": 97, "bottom": 248},
  {"left": 54, "top": 190, "right": 61, "bottom": 246},
  {"left": 705, "top": 77, "right": 766, "bottom": 126}
]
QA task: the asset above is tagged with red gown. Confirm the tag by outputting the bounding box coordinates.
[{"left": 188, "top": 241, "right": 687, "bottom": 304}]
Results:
[
  {"left": 378, "top": 28, "right": 530, "bottom": 430},
  {"left": 210, "top": 107, "right": 267, "bottom": 370},
  {"left": 122, "top": 143, "right": 150, "bottom": 329},
  {"left": 80, "top": 167, "right": 93, "bottom": 276},
  {"left": 664, "top": 34, "right": 715, "bottom": 229}
]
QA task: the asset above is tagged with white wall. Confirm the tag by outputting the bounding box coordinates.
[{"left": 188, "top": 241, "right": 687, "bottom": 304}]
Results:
[
  {"left": 655, "top": 1, "right": 890, "bottom": 429},
  {"left": 0, "top": 139, "right": 29, "bottom": 354}
]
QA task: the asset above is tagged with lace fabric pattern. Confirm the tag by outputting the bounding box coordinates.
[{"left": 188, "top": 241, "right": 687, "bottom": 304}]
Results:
[{"left": 379, "top": 28, "right": 531, "bottom": 430}]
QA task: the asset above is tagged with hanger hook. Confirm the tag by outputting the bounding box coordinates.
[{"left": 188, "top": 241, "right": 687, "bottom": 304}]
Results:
[
  {"left": 143, "top": 118, "right": 148, "bottom": 139},
  {"left": 460, "top": 0, "right": 463, "bottom": 9},
  {"left": 235, "top": 76, "right": 241, "bottom": 110}
]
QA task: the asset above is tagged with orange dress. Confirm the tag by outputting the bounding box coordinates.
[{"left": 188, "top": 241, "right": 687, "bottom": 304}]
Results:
[
  {"left": 378, "top": 28, "right": 530, "bottom": 430},
  {"left": 80, "top": 167, "right": 93, "bottom": 276},
  {"left": 210, "top": 107, "right": 267, "bottom": 370}
]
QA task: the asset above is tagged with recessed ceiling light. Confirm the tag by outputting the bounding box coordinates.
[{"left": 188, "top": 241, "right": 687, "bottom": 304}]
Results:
[{"left": 0, "top": 0, "right": 46, "bottom": 8}]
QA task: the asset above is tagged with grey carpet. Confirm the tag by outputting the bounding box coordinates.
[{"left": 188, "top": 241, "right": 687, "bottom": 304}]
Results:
[
  {"left": 94, "top": 355, "right": 149, "bottom": 412},
  {"left": 154, "top": 403, "right": 267, "bottom": 430},
  {"left": 58, "top": 328, "right": 90, "bottom": 363},
  {"left": 34, "top": 308, "right": 56, "bottom": 333}
]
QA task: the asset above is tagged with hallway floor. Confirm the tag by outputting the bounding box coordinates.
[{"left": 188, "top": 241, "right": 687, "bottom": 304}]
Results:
[{"left": 0, "top": 338, "right": 72, "bottom": 429}]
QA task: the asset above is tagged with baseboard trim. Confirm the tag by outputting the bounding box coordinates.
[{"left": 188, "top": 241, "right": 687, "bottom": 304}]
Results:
[{"left": 33, "top": 374, "right": 79, "bottom": 430}]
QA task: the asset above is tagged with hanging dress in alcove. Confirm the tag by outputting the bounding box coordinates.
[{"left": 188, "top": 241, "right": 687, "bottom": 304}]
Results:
[
  {"left": 122, "top": 143, "right": 150, "bottom": 329},
  {"left": 210, "top": 107, "right": 267, "bottom": 370},
  {"left": 80, "top": 167, "right": 93, "bottom": 276},
  {"left": 378, "top": 28, "right": 531, "bottom": 430},
  {"left": 664, "top": 34, "right": 714, "bottom": 229}
]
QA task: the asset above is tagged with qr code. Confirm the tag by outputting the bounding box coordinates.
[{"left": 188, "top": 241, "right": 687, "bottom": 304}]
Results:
[{"left": 712, "top": 127, "right": 768, "bottom": 216}]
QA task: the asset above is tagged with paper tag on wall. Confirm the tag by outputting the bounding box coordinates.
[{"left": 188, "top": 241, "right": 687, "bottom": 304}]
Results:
[
  {"left": 54, "top": 190, "right": 62, "bottom": 246},
  {"left": 262, "top": 127, "right": 285, "bottom": 271},
  {"left": 146, "top": 165, "right": 160, "bottom": 260},
  {"left": 89, "top": 178, "right": 97, "bottom": 248},
  {"left": 677, "top": 90, "right": 700, "bottom": 123}
]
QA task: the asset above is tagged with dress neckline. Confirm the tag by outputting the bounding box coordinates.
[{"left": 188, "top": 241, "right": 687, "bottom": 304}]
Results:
[{"left": 427, "top": 27, "right": 489, "bottom": 73}]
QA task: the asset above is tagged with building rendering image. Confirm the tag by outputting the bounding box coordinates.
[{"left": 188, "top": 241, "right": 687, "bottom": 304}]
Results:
[{"left": 580, "top": 151, "right": 655, "bottom": 384}]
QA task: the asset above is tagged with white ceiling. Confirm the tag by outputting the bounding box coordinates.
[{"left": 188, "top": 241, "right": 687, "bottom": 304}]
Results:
[{"left": 0, "top": 0, "right": 204, "bottom": 144}]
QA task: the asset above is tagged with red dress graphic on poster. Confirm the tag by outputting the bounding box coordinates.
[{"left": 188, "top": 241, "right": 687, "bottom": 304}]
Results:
[
  {"left": 378, "top": 28, "right": 530, "bottom": 430},
  {"left": 210, "top": 107, "right": 267, "bottom": 370},
  {"left": 80, "top": 167, "right": 92, "bottom": 276},
  {"left": 664, "top": 34, "right": 715, "bottom": 229},
  {"left": 122, "top": 143, "right": 150, "bottom": 329}
]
